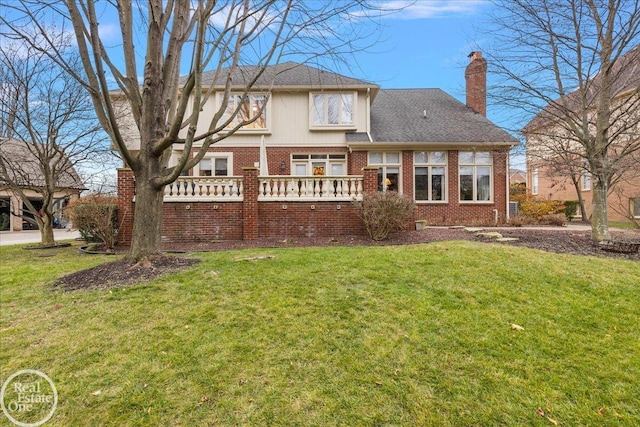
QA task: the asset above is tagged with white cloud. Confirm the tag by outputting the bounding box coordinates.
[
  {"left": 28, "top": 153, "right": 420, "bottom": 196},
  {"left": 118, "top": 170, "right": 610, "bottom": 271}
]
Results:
[{"left": 379, "top": 0, "right": 488, "bottom": 20}]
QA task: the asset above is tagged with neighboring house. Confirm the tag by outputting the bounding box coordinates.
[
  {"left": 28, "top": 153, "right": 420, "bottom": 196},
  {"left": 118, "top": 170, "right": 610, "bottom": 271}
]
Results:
[
  {"left": 510, "top": 169, "right": 526, "bottom": 185},
  {"left": 0, "top": 138, "right": 84, "bottom": 231},
  {"left": 524, "top": 45, "right": 640, "bottom": 223},
  {"left": 117, "top": 52, "right": 518, "bottom": 242}
]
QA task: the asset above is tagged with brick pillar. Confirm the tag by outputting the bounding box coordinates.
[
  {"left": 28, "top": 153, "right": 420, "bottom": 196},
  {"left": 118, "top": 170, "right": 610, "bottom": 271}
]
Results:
[
  {"left": 117, "top": 168, "right": 135, "bottom": 244},
  {"left": 242, "top": 167, "right": 259, "bottom": 239},
  {"left": 362, "top": 166, "right": 379, "bottom": 193}
]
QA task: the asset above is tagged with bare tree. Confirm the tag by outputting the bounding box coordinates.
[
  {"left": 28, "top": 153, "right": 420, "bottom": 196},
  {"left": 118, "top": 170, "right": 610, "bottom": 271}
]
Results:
[
  {"left": 483, "top": 0, "right": 640, "bottom": 242},
  {"left": 0, "top": 35, "right": 110, "bottom": 245},
  {"left": 1, "top": 0, "right": 389, "bottom": 262}
]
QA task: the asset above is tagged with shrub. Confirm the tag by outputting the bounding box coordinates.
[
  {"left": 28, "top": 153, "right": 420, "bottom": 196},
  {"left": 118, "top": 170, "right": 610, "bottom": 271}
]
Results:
[
  {"left": 0, "top": 213, "right": 9, "bottom": 231},
  {"left": 511, "top": 193, "right": 565, "bottom": 222},
  {"left": 354, "top": 191, "right": 415, "bottom": 241},
  {"left": 563, "top": 200, "right": 579, "bottom": 221},
  {"left": 510, "top": 182, "right": 526, "bottom": 198},
  {"left": 542, "top": 213, "right": 567, "bottom": 227},
  {"left": 68, "top": 194, "right": 118, "bottom": 249}
]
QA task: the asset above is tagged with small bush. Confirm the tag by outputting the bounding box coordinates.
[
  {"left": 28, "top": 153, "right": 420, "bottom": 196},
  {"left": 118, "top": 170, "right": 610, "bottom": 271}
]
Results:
[
  {"left": 68, "top": 194, "right": 118, "bottom": 249},
  {"left": 563, "top": 200, "right": 579, "bottom": 221},
  {"left": 354, "top": 191, "right": 415, "bottom": 241},
  {"left": 511, "top": 193, "right": 565, "bottom": 222},
  {"left": 541, "top": 213, "right": 567, "bottom": 227},
  {"left": 0, "top": 213, "right": 9, "bottom": 231},
  {"left": 510, "top": 182, "right": 526, "bottom": 198}
]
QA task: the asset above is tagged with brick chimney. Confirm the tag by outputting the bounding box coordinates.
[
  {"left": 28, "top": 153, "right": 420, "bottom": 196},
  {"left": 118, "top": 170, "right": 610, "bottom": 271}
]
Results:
[{"left": 465, "top": 51, "right": 487, "bottom": 116}]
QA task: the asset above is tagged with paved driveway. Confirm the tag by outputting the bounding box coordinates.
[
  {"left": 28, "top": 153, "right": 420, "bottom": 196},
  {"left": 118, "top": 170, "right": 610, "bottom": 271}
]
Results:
[{"left": 0, "top": 229, "right": 81, "bottom": 246}]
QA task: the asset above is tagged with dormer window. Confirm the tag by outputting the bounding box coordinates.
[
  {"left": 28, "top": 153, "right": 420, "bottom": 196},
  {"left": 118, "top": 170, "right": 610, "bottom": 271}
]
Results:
[{"left": 309, "top": 92, "right": 356, "bottom": 129}]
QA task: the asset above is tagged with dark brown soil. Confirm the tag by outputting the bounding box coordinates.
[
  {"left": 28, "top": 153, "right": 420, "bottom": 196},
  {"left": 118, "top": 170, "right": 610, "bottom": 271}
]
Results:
[
  {"left": 54, "top": 226, "right": 638, "bottom": 292},
  {"left": 53, "top": 255, "right": 201, "bottom": 291}
]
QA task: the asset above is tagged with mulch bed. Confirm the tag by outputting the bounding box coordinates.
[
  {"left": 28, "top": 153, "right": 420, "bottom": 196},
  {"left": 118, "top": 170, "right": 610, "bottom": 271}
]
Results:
[{"left": 53, "top": 226, "right": 638, "bottom": 292}]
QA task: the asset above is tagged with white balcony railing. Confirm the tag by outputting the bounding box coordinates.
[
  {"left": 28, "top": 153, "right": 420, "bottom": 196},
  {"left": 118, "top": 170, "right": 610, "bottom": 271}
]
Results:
[
  {"left": 258, "top": 176, "right": 363, "bottom": 201},
  {"left": 164, "top": 177, "right": 243, "bottom": 201}
]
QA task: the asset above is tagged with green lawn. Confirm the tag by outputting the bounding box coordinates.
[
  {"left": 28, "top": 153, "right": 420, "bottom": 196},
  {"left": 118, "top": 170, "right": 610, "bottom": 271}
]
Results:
[{"left": 1, "top": 240, "right": 639, "bottom": 426}]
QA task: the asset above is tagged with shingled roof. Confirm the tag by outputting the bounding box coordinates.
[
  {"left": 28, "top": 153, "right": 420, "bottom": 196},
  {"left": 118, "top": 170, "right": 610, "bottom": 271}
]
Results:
[
  {"left": 523, "top": 44, "right": 640, "bottom": 133},
  {"left": 198, "top": 61, "right": 378, "bottom": 90},
  {"left": 347, "top": 89, "right": 518, "bottom": 146},
  {"left": 0, "top": 138, "right": 85, "bottom": 190}
]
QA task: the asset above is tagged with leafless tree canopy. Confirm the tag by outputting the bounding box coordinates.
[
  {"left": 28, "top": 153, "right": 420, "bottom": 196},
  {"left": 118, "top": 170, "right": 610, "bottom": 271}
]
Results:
[
  {"left": 482, "top": 0, "right": 640, "bottom": 241},
  {"left": 0, "top": 34, "right": 110, "bottom": 244},
  {"left": 0, "top": 0, "right": 391, "bottom": 259}
]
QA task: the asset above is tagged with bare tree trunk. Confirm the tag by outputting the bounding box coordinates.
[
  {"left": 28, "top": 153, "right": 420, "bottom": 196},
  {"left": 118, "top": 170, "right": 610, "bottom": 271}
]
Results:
[
  {"left": 127, "top": 166, "right": 165, "bottom": 262},
  {"left": 591, "top": 175, "right": 611, "bottom": 242},
  {"left": 39, "top": 215, "right": 55, "bottom": 246}
]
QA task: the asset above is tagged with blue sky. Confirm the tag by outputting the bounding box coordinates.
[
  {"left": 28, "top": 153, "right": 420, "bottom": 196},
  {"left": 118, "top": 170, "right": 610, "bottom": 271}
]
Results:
[
  {"left": 349, "top": 1, "right": 526, "bottom": 167},
  {"left": 355, "top": 1, "right": 488, "bottom": 98}
]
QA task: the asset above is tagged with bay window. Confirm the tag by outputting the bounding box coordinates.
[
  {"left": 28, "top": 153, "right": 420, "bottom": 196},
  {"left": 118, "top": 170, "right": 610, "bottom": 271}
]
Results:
[
  {"left": 459, "top": 151, "right": 492, "bottom": 202},
  {"left": 414, "top": 151, "right": 447, "bottom": 201}
]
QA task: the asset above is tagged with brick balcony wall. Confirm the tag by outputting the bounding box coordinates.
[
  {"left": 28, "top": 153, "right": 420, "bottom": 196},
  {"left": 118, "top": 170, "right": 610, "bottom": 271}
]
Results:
[{"left": 116, "top": 150, "right": 511, "bottom": 243}]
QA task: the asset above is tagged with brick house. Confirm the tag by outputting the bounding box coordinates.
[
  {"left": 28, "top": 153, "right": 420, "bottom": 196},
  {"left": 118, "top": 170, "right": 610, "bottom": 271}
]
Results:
[
  {"left": 117, "top": 52, "right": 518, "bottom": 243},
  {"left": 524, "top": 45, "right": 640, "bottom": 224}
]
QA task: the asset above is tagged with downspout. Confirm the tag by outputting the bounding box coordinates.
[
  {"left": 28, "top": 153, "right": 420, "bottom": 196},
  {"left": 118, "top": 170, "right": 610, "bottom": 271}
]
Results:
[
  {"left": 366, "top": 87, "right": 372, "bottom": 142},
  {"left": 506, "top": 150, "right": 510, "bottom": 222}
]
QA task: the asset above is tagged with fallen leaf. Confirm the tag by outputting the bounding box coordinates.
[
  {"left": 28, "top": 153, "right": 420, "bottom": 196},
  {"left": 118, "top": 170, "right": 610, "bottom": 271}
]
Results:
[
  {"left": 598, "top": 407, "right": 605, "bottom": 415},
  {"left": 547, "top": 416, "right": 558, "bottom": 425},
  {"left": 510, "top": 323, "right": 525, "bottom": 331},
  {"left": 537, "top": 407, "right": 545, "bottom": 416},
  {"left": 374, "top": 381, "right": 382, "bottom": 386},
  {"left": 90, "top": 390, "right": 102, "bottom": 396}
]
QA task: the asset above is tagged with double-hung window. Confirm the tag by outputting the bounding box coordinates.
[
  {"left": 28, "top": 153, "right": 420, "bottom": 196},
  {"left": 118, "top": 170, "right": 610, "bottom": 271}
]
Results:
[
  {"left": 222, "top": 93, "right": 268, "bottom": 130},
  {"left": 532, "top": 167, "right": 539, "bottom": 195},
  {"left": 414, "top": 151, "right": 447, "bottom": 201},
  {"left": 632, "top": 198, "right": 640, "bottom": 218},
  {"left": 291, "top": 154, "right": 347, "bottom": 176},
  {"left": 310, "top": 92, "right": 355, "bottom": 128},
  {"left": 369, "top": 152, "right": 401, "bottom": 192},
  {"left": 459, "top": 151, "right": 492, "bottom": 202},
  {"left": 195, "top": 154, "right": 232, "bottom": 177},
  {"left": 582, "top": 168, "right": 591, "bottom": 191}
]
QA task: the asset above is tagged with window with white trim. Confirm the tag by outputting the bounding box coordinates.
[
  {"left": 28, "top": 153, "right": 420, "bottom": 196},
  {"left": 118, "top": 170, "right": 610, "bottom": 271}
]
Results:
[
  {"left": 414, "top": 151, "right": 447, "bottom": 201},
  {"left": 195, "top": 153, "right": 232, "bottom": 177},
  {"left": 459, "top": 151, "right": 492, "bottom": 202},
  {"left": 582, "top": 168, "right": 591, "bottom": 191},
  {"left": 532, "top": 167, "right": 539, "bottom": 195},
  {"left": 222, "top": 93, "right": 268, "bottom": 130},
  {"left": 632, "top": 198, "right": 640, "bottom": 218},
  {"left": 310, "top": 92, "right": 355, "bottom": 128},
  {"left": 369, "top": 152, "right": 400, "bottom": 192},
  {"left": 291, "top": 154, "right": 347, "bottom": 176}
]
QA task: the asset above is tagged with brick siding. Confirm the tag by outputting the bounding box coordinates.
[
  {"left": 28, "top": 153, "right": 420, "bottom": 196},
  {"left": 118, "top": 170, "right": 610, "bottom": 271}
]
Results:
[{"left": 117, "top": 149, "right": 510, "bottom": 243}]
